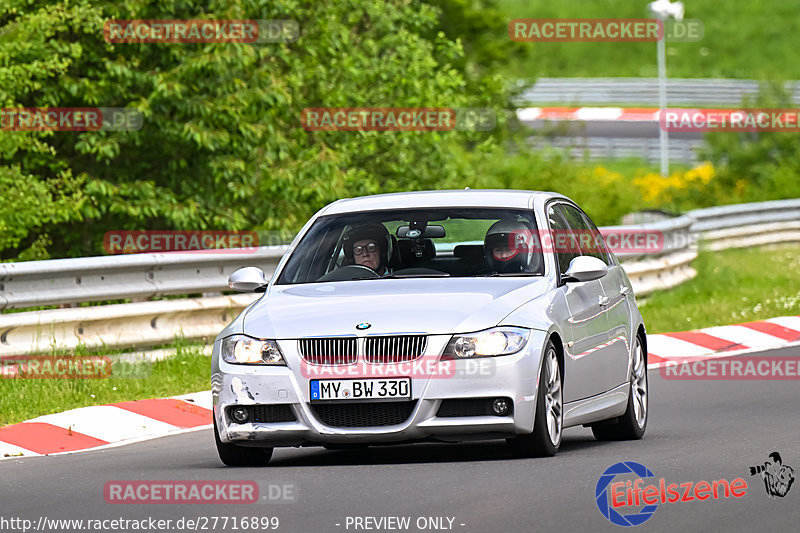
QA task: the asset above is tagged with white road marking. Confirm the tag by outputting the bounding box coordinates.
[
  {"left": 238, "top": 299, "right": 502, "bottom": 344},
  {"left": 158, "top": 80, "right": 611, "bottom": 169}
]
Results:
[
  {"left": 0, "top": 441, "right": 40, "bottom": 459},
  {"left": 31, "top": 405, "right": 179, "bottom": 442},
  {"left": 647, "top": 334, "right": 714, "bottom": 358},
  {"left": 766, "top": 316, "right": 800, "bottom": 331},
  {"left": 172, "top": 391, "right": 213, "bottom": 410},
  {"left": 702, "top": 325, "right": 784, "bottom": 349},
  {"left": 516, "top": 107, "right": 542, "bottom": 121},
  {"left": 575, "top": 107, "right": 623, "bottom": 121}
]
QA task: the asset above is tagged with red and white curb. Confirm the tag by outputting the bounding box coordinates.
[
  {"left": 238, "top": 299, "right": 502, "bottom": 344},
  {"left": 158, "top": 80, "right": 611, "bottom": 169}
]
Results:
[
  {"left": 516, "top": 106, "right": 752, "bottom": 123},
  {"left": 517, "top": 107, "right": 730, "bottom": 122},
  {"left": 517, "top": 106, "right": 662, "bottom": 122},
  {"left": 0, "top": 392, "right": 212, "bottom": 460},
  {"left": 1, "top": 315, "right": 798, "bottom": 460},
  {"left": 646, "top": 315, "right": 800, "bottom": 368}
]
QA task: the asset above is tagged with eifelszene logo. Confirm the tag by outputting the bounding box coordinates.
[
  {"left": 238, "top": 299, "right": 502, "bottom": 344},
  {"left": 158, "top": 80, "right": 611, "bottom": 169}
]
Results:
[
  {"left": 595, "top": 461, "right": 748, "bottom": 527},
  {"left": 749, "top": 452, "right": 795, "bottom": 498}
]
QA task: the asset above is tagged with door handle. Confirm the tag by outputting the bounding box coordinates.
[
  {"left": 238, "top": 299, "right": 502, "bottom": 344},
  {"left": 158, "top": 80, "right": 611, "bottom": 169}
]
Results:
[
  {"left": 620, "top": 286, "right": 631, "bottom": 296},
  {"left": 598, "top": 295, "right": 610, "bottom": 306}
]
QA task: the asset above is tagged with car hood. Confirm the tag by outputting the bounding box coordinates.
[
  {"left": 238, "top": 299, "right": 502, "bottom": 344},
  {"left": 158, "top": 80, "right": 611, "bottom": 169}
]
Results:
[{"left": 242, "top": 277, "right": 551, "bottom": 337}]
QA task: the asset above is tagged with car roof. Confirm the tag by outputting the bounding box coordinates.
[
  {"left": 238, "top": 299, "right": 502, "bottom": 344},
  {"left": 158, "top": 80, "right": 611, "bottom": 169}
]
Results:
[{"left": 320, "top": 189, "right": 569, "bottom": 215}]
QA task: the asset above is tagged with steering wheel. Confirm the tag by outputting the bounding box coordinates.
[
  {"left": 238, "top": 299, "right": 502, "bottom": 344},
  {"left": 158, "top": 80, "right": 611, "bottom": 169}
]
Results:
[{"left": 316, "top": 264, "right": 380, "bottom": 282}]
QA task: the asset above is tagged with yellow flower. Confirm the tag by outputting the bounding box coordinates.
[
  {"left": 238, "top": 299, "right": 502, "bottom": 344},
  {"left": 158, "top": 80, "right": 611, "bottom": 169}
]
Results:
[{"left": 631, "top": 162, "right": 716, "bottom": 204}]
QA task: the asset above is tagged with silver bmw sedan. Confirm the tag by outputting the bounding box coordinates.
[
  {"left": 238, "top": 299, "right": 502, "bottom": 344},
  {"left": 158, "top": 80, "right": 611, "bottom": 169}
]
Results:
[{"left": 212, "top": 190, "right": 649, "bottom": 465}]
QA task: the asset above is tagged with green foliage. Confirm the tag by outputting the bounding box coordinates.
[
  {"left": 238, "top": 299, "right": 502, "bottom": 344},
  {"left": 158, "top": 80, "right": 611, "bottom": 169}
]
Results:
[
  {"left": 427, "top": 0, "right": 532, "bottom": 108},
  {"left": 1, "top": 0, "right": 523, "bottom": 260},
  {"left": 698, "top": 83, "right": 800, "bottom": 205},
  {"left": 453, "top": 141, "right": 644, "bottom": 225},
  {"left": 496, "top": 0, "right": 800, "bottom": 80},
  {"left": 2, "top": 0, "right": 799, "bottom": 262}
]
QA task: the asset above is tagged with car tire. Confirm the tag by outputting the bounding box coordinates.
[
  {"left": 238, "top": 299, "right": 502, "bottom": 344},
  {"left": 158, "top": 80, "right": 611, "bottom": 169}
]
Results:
[
  {"left": 508, "top": 340, "right": 562, "bottom": 458},
  {"left": 214, "top": 418, "right": 274, "bottom": 466},
  {"left": 592, "top": 334, "right": 648, "bottom": 441}
]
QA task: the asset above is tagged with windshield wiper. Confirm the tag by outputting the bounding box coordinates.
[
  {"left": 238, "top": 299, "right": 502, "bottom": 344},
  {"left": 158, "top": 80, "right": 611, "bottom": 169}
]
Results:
[
  {"left": 383, "top": 273, "right": 450, "bottom": 278},
  {"left": 348, "top": 273, "right": 450, "bottom": 280},
  {"left": 476, "top": 272, "right": 542, "bottom": 277}
]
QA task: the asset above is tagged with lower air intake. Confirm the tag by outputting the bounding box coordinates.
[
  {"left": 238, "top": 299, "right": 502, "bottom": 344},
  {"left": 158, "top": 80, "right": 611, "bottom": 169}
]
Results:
[{"left": 311, "top": 401, "right": 417, "bottom": 428}]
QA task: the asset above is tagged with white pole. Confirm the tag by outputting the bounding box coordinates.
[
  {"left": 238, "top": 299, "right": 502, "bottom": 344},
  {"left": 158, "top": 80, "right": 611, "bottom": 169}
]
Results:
[
  {"left": 648, "top": 0, "right": 683, "bottom": 176},
  {"left": 657, "top": 33, "right": 669, "bottom": 176}
]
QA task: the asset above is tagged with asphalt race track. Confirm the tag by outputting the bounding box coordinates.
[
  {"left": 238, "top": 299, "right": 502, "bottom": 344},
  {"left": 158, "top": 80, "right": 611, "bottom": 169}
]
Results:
[{"left": 2, "top": 346, "right": 798, "bottom": 533}]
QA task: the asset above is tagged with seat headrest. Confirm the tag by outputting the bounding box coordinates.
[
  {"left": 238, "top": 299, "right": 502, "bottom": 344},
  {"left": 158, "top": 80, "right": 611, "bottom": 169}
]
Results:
[{"left": 453, "top": 244, "right": 485, "bottom": 261}]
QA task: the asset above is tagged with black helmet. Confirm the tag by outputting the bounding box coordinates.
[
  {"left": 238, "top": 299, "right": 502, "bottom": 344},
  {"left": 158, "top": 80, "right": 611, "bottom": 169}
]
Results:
[
  {"left": 342, "top": 223, "right": 391, "bottom": 265},
  {"left": 484, "top": 218, "right": 535, "bottom": 273}
]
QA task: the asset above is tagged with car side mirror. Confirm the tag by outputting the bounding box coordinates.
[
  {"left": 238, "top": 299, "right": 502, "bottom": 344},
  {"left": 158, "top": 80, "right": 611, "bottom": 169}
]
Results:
[
  {"left": 228, "top": 267, "right": 268, "bottom": 292},
  {"left": 563, "top": 256, "right": 608, "bottom": 283}
]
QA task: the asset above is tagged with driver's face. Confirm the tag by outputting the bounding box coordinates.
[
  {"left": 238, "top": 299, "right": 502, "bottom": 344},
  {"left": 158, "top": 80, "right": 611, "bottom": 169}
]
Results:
[
  {"left": 353, "top": 239, "right": 381, "bottom": 271},
  {"left": 492, "top": 246, "right": 518, "bottom": 261}
]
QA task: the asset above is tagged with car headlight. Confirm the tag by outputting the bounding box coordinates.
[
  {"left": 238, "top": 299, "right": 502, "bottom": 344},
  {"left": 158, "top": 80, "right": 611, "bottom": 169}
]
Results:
[
  {"left": 441, "top": 327, "right": 530, "bottom": 360},
  {"left": 221, "top": 335, "right": 286, "bottom": 365}
]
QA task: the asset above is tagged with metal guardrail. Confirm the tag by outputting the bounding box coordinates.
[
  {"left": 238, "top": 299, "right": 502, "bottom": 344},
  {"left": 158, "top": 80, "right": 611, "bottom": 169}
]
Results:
[
  {"left": 0, "top": 220, "right": 691, "bottom": 310},
  {"left": 2, "top": 199, "right": 799, "bottom": 356},
  {"left": 608, "top": 215, "right": 694, "bottom": 261},
  {"left": 0, "top": 294, "right": 257, "bottom": 356},
  {"left": 688, "top": 199, "right": 800, "bottom": 233},
  {"left": 529, "top": 136, "right": 703, "bottom": 164},
  {"left": 689, "top": 199, "right": 800, "bottom": 252},
  {"left": 516, "top": 78, "right": 800, "bottom": 106},
  {"left": 0, "top": 246, "right": 288, "bottom": 310}
]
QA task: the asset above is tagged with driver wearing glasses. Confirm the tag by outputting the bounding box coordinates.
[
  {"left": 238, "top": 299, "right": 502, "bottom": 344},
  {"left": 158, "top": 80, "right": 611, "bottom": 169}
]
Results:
[{"left": 343, "top": 223, "right": 392, "bottom": 276}]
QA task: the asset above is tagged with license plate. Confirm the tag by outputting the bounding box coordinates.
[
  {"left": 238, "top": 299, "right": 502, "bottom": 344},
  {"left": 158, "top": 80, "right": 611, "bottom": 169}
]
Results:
[{"left": 310, "top": 378, "right": 411, "bottom": 401}]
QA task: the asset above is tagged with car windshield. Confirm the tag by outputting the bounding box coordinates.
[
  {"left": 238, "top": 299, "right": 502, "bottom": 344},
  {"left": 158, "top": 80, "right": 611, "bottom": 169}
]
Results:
[{"left": 275, "top": 208, "right": 544, "bottom": 284}]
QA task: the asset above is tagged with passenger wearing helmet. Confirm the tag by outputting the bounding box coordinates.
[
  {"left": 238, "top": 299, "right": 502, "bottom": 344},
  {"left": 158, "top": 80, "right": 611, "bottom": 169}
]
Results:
[
  {"left": 484, "top": 218, "right": 535, "bottom": 273},
  {"left": 342, "top": 223, "right": 392, "bottom": 276}
]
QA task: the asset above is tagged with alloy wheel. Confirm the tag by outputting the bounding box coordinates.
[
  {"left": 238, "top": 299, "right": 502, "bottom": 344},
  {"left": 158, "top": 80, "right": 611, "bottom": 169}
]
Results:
[
  {"left": 631, "top": 339, "right": 648, "bottom": 428},
  {"left": 544, "top": 348, "right": 563, "bottom": 445}
]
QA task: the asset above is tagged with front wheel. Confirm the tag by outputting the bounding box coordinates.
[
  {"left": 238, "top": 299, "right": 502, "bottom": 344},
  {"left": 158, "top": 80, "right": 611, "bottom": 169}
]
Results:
[
  {"left": 214, "top": 418, "right": 274, "bottom": 466},
  {"left": 592, "top": 334, "right": 648, "bottom": 441},
  {"left": 508, "top": 340, "right": 562, "bottom": 457}
]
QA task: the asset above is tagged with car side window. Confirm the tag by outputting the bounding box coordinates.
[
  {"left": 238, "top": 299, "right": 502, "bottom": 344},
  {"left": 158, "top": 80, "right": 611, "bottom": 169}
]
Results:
[
  {"left": 559, "top": 204, "right": 612, "bottom": 265},
  {"left": 578, "top": 211, "right": 612, "bottom": 265},
  {"left": 549, "top": 203, "right": 612, "bottom": 274},
  {"left": 547, "top": 203, "right": 579, "bottom": 275}
]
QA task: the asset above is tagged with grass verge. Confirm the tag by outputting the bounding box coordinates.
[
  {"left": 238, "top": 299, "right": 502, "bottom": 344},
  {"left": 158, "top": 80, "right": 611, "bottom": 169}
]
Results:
[
  {"left": 0, "top": 345, "right": 211, "bottom": 427},
  {"left": 640, "top": 243, "right": 800, "bottom": 333},
  {"left": 497, "top": 0, "right": 800, "bottom": 79}
]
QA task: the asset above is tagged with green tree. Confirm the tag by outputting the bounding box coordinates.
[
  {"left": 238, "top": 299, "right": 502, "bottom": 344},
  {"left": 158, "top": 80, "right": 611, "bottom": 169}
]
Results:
[
  {"left": 1, "top": 0, "right": 527, "bottom": 260},
  {"left": 699, "top": 82, "right": 800, "bottom": 205}
]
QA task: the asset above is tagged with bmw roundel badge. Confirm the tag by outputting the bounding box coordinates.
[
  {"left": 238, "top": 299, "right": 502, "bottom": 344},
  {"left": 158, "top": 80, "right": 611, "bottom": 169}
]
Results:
[{"left": 356, "top": 322, "right": 371, "bottom": 330}]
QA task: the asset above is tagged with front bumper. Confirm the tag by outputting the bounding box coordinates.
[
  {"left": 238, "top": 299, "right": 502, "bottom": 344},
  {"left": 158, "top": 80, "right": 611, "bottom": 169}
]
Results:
[{"left": 212, "top": 331, "right": 548, "bottom": 447}]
